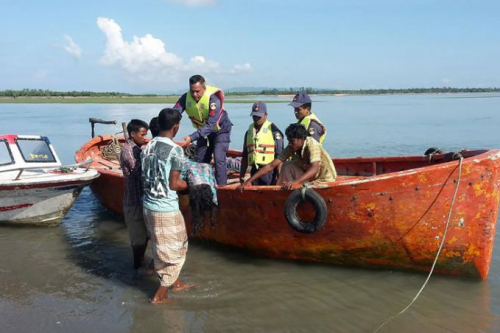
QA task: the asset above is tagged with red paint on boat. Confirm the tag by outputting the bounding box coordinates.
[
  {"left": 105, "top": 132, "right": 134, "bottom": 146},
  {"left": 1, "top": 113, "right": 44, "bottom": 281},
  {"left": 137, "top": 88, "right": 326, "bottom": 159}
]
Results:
[
  {"left": 76, "top": 134, "right": 500, "bottom": 280},
  {"left": 0, "top": 134, "right": 17, "bottom": 144},
  {"left": 0, "top": 180, "right": 90, "bottom": 191},
  {"left": 0, "top": 203, "right": 33, "bottom": 212}
]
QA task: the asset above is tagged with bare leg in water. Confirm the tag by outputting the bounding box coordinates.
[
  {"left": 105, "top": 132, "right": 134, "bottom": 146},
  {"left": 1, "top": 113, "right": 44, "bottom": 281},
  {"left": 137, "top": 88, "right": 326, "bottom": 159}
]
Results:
[
  {"left": 172, "top": 278, "right": 198, "bottom": 292},
  {"left": 151, "top": 286, "right": 175, "bottom": 305}
]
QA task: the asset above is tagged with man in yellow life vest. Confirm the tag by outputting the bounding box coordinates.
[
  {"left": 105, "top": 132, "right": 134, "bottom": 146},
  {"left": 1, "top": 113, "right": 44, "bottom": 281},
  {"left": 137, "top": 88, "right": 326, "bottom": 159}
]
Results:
[
  {"left": 289, "top": 92, "right": 327, "bottom": 144},
  {"left": 237, "top": 123, "right": 337, "bottom": 192},
  {"left": 239, "top": 102, "right": 284, "bottom": 185},
  {"left": 173, "top": 75, "right": 233, "bottom": 185}
]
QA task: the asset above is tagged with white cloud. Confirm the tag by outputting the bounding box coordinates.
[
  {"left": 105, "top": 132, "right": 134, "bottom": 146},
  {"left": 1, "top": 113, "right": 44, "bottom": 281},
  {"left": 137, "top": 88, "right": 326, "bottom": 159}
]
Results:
[
  {"left": 442, "top": 78, "right": 451, "bottom": 85},
  {"left": 187, "top": 56, "right": 221, "bottom": 72},
  {"left": 96, "top": 17, "right": 252, "bottom": 83},
  {"left": 63, "top": 35, "right": 82, "bottom": 58},
  {"left": 165, "top": 0, "right": 217, "bottom": 8},
  {"left": 230, "top": 63, "right": 252, "bottom": 73}
]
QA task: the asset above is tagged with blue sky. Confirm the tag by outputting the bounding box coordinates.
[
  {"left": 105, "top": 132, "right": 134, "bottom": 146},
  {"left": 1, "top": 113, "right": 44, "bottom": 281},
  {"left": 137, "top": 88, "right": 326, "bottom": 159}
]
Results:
[{"left": 1, "top": 0, "right": 499, "bottom": 94}]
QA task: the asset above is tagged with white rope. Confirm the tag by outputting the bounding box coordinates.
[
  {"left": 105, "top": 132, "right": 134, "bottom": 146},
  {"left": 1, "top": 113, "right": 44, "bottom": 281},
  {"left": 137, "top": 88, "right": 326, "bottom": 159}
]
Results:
[{"left": 374, "top": 157, "right": 464, "bottom": 333}]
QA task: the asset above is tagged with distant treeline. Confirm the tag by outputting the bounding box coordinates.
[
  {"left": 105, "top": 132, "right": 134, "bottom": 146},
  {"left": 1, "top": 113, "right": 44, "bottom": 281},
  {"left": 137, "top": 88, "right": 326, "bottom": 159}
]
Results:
[
  {"left": 230, "top": 87, "right": 500, "bottom": 96},
  {"left": 0, "top": 89, "right": 133, "bottom": 98},
  {"left": 1, "top": 87, "right": 499, "bottom": 98}
]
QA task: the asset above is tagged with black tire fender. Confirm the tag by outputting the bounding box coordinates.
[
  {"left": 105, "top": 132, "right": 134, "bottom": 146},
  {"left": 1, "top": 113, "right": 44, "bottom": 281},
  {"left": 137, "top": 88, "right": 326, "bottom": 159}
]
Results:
[
  {"left": 284, "top": 188, "right": 328, "bottom": 234},
  {"left": 424, "top": 147, "right": 443, "bottom": 155}
]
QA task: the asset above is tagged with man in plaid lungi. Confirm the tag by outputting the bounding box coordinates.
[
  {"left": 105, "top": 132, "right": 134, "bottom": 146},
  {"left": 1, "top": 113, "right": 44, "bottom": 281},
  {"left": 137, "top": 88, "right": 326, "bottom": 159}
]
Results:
[
  {"left": 142, "top": 108, "right": 196, "bottom": 304},
  {"left": 119, "top": 119, "right": 150, "bottom": 270}
]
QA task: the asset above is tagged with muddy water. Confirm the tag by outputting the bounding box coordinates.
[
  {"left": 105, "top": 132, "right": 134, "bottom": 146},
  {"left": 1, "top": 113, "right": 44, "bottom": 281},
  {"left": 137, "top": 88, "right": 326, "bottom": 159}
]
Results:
[{"left": 1, "top": 94, "right": 500, "bottom": 332}]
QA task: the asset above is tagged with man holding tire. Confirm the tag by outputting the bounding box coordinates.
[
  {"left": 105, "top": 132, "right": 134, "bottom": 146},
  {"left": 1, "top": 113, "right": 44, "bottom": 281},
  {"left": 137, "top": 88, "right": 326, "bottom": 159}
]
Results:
[{"left": 237, "top": 123, "right": 336, "bottom": 191}]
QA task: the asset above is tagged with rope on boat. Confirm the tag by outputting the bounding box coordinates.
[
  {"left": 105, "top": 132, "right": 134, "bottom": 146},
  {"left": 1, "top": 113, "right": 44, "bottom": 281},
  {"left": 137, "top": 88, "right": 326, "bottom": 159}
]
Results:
[
  {"left": 301, "top": 182, "right": 312, "bottom": 200},
  {"left": 374, "top": 156, "right": 464, "bottom": 333},
  {"left": 100, "top": 137, "right": 122, "bottom": 161}
]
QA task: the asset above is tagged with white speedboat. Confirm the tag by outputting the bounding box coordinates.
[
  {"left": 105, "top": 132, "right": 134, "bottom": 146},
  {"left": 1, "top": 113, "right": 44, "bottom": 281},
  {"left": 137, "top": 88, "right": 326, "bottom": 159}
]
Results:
[{"left": 0, "top": 135, "right": 99, "bottom": 226}]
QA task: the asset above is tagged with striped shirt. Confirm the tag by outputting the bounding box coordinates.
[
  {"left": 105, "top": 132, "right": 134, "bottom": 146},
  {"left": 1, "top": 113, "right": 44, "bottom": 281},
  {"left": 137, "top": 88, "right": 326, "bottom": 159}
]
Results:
[{"left": 119, "top": 139, "right": 143, "bottom": 206}]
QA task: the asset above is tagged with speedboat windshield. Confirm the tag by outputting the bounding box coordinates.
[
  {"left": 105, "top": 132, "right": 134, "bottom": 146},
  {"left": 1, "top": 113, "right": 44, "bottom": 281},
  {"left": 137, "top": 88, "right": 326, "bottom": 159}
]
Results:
[
  {"left": 16, "top": 137, "right": 56, "bottom": 163},
  {"left": 0, "top": 140, "right": 13, "bottom": 166}
]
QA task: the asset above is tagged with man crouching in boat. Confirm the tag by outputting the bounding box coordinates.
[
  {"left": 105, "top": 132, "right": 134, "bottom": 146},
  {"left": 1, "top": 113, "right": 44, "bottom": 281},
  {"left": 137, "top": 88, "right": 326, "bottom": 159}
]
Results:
[
  {"left": 238, "top": 123, "right": 337, "bottom": 191},
  {"left": 141, "top": 108, "right": 196, "bottom": 304}
]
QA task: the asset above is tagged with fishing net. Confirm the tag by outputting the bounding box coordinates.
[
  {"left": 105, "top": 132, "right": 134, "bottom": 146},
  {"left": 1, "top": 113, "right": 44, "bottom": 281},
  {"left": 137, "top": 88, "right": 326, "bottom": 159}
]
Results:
[{"left": 100, "top": 137, "right": 122, "bottom": 161}]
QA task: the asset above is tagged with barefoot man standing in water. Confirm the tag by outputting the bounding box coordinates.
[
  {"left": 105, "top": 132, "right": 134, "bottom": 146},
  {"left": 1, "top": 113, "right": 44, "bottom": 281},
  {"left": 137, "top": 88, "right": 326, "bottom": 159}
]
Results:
[{"left": 141, "top": 108, "right": 196, "bottom": 304}]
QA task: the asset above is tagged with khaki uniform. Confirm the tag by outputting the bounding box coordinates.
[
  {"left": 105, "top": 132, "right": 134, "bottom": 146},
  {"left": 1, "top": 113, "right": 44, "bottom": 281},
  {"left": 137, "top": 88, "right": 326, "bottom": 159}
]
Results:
[{"left": 277, "top": 137, "right": 337, "bottom": 183}]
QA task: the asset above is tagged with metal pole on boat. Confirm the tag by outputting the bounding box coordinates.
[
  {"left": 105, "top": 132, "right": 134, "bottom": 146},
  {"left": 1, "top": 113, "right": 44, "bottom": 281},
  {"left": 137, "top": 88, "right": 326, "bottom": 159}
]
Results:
[
  {"left": 88, "top": 118, "right": 117, "bottom": 138},
  {"left": 121, "top": 122, "right": 129, "bottom": 140}
]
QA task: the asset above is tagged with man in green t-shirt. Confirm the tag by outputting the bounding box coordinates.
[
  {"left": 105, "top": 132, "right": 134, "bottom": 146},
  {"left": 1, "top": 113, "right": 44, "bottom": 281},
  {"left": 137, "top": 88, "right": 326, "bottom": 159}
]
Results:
[{"left": 141, "top": 108, "right": 196, "bottom": 304}]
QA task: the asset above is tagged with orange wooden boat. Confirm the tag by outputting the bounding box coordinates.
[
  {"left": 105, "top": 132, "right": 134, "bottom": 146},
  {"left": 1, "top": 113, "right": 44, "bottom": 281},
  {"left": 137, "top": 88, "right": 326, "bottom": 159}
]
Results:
[{"left": 76, "top": 134, "right": 500, "bottom": 280}]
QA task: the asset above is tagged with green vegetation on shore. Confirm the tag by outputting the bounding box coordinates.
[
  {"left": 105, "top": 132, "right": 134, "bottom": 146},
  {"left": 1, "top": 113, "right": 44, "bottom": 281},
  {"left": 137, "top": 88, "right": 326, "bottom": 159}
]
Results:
[
  {"left": 0, "top": 96, "right": 280, "bottom": 104},
  {"left": 0, "top": 87, "right": 498, "bottom": 104},
  {"left": 0, "top": 96, "right": 181, "bottom": 104},
  {"left": 0, "top": 89, "right": 279, "bottom": 104},
  {"left": 251, "top": 87, "right": 500, "bottom": 96}
]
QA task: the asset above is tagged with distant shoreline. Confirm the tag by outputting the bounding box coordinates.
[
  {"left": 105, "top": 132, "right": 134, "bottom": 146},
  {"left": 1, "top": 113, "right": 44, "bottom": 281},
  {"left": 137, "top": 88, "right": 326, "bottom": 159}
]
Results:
[
  {"left": 0, "top": 91, "right": 498, "bottom": 104},
  {"left": 0, "top": 96, "right": 283, "bottom": 104}
]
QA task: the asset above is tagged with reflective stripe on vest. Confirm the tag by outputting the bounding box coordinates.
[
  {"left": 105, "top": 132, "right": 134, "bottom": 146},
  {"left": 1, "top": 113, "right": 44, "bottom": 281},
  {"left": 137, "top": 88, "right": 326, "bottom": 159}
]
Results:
[
  {"left": 185, "top": 85, "right": 224, "bottom": 130},
  {"left": 245, "top": 120, "right": 275, "bottom": 167},
  {"left": 299, "top": 113, "right": 327, "bottom": 144}
]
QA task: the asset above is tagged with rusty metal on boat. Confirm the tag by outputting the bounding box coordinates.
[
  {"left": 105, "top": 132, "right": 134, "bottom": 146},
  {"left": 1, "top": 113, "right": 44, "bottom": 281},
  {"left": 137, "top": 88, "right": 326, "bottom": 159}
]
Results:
[{"left": 76, "top": 134, "right": 500, "bottom": 279}]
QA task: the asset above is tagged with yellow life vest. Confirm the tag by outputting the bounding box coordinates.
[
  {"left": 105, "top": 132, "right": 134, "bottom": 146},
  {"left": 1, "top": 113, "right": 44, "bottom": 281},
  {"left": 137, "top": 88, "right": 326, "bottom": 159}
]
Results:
[
  {"left": 299, "top": 113, "right": 326, "bottom": 144},
  {"left": 245, "top": 120, "right": 276, "bottom": 167},
  {"left": 185, "top": 85, "right": 224, "bottom": 130}
]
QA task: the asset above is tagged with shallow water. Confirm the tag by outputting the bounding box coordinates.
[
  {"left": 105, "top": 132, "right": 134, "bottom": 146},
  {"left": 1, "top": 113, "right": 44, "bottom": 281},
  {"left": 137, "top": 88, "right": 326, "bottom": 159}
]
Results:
[{"left": 1, "top": 93, "right": 500, "bottom": 332}]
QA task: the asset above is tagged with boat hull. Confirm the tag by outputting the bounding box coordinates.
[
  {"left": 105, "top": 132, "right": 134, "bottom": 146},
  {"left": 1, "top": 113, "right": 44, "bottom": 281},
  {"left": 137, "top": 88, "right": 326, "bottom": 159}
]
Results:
[
  {"left": 188, "top": 166, "right": 499, "bottom": 280},
  {"left": 0, "top": 134, "right": 100, "bottom": 226},
  {"left": 76, "top": 135, "right": 500, "bottom": 279},
  {"left": 0, "top": 177, "right": 97, "bottom": 226}
]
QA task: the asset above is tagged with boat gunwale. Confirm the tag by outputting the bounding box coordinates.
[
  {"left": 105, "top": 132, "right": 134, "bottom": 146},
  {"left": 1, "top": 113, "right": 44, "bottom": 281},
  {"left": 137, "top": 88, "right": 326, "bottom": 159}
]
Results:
[{"left": 75, "top": 134, "right": 500, "bottom": 191}]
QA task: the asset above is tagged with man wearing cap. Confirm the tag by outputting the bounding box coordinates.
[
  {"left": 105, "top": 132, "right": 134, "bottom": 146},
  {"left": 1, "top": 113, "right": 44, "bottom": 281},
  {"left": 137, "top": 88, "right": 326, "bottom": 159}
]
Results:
[
  {"left": 237, "top": 123, "right": 337, "bottom": 192},
  {"left": 173, "top": 74, "right": 232, "bottom": 186},
  {"left": 289, "top": 92, "right": 327, "bottom": 144},
  {"left": 239, "top": 102, "right": 284, "bottom": 185}
]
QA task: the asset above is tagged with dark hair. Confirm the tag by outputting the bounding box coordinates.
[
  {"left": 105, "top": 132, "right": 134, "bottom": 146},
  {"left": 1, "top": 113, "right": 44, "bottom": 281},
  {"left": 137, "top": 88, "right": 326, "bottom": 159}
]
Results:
[
  {"left": 127, "top": 119, "right": 149, "bottom": 137},
  {"left": 285, "top": 123, "right": 308, "bottom": 140},
  {"left": 189, "top": 74, "right": 205, "bottom": 86},
  {"left": 301, "top": 103, "right": 312, "bottom": 110},
  {"left": 158, "top": 108, "right": 182, "bottom": 131},
  {"left": 189, "top": 184, "right": 217, "bottom": 236},
  {"left": 149, "top": 117, "right": 160, "bottom": 138}
]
